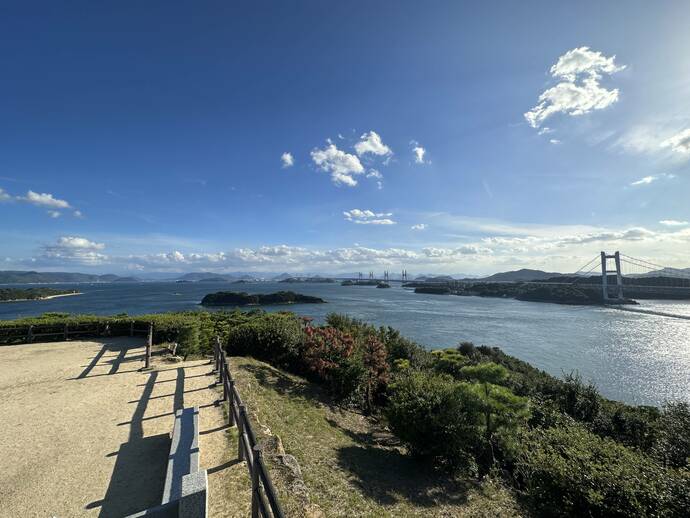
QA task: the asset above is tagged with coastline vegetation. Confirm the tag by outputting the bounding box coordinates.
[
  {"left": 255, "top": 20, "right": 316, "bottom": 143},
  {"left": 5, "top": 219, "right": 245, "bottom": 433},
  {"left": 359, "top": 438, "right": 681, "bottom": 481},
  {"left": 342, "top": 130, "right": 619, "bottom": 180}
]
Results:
[
  {"left": 0, "top": 288, "right": 80, "bottom": 302},
  {"left": 1, "top": 309, "right": 687, "bottom": 515},
  {"left": 200, "top": 290, "right": 325, "bottom": 306}
]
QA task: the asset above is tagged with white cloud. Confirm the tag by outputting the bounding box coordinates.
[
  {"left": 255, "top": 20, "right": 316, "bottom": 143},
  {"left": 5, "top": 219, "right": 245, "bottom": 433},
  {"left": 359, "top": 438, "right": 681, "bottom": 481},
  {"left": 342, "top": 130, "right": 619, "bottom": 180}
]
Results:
[
  {"left": 630, "top": 176, "right": 657, "bottom": 186},
  {"left": 410, "top": 140, "right": 427, "bottom": 164},
  {"left": 549, "top": 139, "right": 561, "bottom": 145},
  {"left": 411, "top": 223, "right": 427, "bottom": 230},
  {"left": 21, "top": 190, "right": 71, "bottom": 209},
  {"left": 630, "top": 173, "right": 674, "bottom": 187},
  {"left": 47, "top": 210, "right": 61, "bottom": 218},
  {"left": 73, "top": 210, "right": 83, "bottom": 218},
  {"left": 311, "top": 144, "right": 364, "bottom": 187},
  {"left": 366, "top": 169, "right": 383, "bottom": 179},
  {"left": 281, "top": 152, "right": 294, "bottom": 168},
  {"left": 38, "top": 236, "right": 107, "bottom": 265},
  {"left": 343, "top": 209, "right": 396, "bottom": 225},
  {"left": 525, "top": 46, "right": 625, "bottom": 129},
  {"left": 354, "top": 131, "right": 392, "bottom": 157},
  {"left": 660, "top": 220, "right": 689, "bottom": 227},
  {"left": 0, "top": 188, "right": 11, "bottom": 202},
  {"left": 661, "top": 129, "right": 690, "bottom": 155}
]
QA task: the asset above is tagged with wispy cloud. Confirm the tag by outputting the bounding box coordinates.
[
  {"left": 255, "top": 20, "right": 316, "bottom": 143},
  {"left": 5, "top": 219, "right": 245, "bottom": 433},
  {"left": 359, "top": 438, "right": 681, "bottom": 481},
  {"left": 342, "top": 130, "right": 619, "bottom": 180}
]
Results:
[
  {"left": 660, "top": 220, "right": 689, "bottom": 226},
  {"left": 661, "top": 128, "right": 690, "bottom": 155},
  {"left": 411, "top": 223, "right": 427, "bottom": 230},
  {"left": 410, "top": 140, "right": 426, "bottom": 164},
  {"left": 525, "top": 46, "right": 625, "bottom": 129},
  {"left": 630, "top": 173, "right": 675, "bottom": 186}
]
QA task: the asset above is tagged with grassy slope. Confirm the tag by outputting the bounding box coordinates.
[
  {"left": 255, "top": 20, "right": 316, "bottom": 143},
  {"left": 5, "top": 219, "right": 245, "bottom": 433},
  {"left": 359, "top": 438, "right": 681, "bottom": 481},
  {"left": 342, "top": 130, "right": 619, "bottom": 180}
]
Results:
[{"left": 230, "top": 356, "right": 525, "bottom": 517}]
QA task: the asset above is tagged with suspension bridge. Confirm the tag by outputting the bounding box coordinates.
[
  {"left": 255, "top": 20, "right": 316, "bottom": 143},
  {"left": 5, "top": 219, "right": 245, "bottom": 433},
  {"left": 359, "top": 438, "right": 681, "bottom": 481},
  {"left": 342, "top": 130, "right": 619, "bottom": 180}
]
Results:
[
  {"left": 567, "top": 252, "right": 690, "bottom": 302},
  {"left": 343, "top": 252, "right": 690, "bottom": 318}
]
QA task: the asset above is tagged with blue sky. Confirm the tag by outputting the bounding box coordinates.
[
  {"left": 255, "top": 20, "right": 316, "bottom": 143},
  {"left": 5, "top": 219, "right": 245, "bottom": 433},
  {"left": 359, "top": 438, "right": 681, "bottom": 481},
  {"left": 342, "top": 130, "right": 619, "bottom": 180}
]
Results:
[{"left": 1, "top": 1, "right": 690, "bottom": 275}]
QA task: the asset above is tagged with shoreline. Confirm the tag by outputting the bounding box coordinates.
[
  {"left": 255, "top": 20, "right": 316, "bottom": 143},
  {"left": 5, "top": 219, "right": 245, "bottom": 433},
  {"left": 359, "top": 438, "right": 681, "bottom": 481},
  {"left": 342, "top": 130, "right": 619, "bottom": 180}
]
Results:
[{"left": 0, "top": 292, "right": 83, "bottom": 303}]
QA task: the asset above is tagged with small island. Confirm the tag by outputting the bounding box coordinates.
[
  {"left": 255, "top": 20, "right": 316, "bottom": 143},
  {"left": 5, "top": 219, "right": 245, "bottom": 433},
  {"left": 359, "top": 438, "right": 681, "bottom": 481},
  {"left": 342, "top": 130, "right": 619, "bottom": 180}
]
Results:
[
  {"left": 200, "top": 290, "right": 325, "bottom": 306},
  {"left": 0, "top": 288, "right": 81, "bottom": 302},
  {"left": 376, "top": 282, "right": 390, "bottom": 288}
]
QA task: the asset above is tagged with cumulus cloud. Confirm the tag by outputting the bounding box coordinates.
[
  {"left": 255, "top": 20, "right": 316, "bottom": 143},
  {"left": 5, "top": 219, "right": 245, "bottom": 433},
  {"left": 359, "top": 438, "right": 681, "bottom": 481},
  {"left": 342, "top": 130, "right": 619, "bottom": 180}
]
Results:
[
  {"left": 21, "top": 190, "right": 71, "bottom": 209},
  {"left": 660, "top": 220, "right": 689, "bottom": 226},
  {"left": 343, "top": 209, "right": 396, "bottom": 225},
  {"left": 281, "top": 152, "right": 294, "bottom": 168},
  {"left": 354, "top": 131, "right": 392, "bottom": 157},
  {"left": 411, "top": 223, "right": 427, "bottom": 230},
  {"left": 1, "top": 187, "right": 80, "bottom": 217},
  {"left": 39, "top": 236, "right": 107, "bottom": 265},
  {"left": 525, "top": 46, "right": 625, "bottom": 129},
  {"left": 311, "top": 144, "right": 364, "bottom": 187},
  {"left": 661, "top": 129, "right": 690, "bottom": 155}
]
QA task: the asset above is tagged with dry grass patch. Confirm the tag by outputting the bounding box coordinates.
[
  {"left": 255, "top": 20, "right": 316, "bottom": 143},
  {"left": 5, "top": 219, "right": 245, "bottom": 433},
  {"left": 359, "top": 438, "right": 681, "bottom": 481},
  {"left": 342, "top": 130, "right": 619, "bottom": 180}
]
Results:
[{"left": 229, "top": 356, "right": 526, "bottom": 517}]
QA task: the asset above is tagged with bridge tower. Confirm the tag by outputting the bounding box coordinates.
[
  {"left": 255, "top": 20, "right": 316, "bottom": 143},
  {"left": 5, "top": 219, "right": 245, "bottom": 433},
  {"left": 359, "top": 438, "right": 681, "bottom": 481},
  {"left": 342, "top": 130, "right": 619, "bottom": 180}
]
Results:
[{"left": 600, "top": 251, "right": 624, "bottom": 302}]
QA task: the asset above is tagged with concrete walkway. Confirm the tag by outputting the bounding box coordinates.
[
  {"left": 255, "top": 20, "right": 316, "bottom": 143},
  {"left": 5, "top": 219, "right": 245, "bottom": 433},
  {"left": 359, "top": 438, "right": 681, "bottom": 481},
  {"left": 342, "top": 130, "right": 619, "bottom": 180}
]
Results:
[{"left": 0, "top": 338, "right": 249, "bottom": 517}]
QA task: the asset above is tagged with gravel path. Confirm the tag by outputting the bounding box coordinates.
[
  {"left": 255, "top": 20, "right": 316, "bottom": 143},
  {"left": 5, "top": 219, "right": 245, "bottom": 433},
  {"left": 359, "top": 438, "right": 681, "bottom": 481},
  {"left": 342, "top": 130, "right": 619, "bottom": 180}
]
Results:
[{"left": 0, "top": 338, "right": 249, "bottom": 517}]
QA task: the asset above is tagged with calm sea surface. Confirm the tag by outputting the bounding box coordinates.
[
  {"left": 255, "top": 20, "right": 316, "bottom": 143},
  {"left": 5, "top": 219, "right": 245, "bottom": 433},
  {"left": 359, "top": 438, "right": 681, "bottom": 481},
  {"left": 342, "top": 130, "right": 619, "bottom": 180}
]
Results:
[{"left": 2, "top": 281, "right": 689, "bottom": 406}]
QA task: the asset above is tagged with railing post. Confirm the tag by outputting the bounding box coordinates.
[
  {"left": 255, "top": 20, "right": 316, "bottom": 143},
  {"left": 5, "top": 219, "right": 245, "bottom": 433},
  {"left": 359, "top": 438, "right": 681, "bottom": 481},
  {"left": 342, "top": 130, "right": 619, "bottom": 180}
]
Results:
[
  {"left": 64, "top": 323, "right": 69, "bottom": 340},
  {"left": 27, "top": 325, "right": 33, "bottom": 343},
  {"left": 130, "top": 320, "right": 134, "bottom": 336},
  {"left": 238, "top": 404, "right": 247, "bottom": 461},
  {"left": 143, "top": 323, "right": 152, "bottom": 370},
  {"left": 228, "top": 379, "right": 236, "bottom": 426},
  {"left": 251, "top": 446, "right": 261, "bottom": 518}
]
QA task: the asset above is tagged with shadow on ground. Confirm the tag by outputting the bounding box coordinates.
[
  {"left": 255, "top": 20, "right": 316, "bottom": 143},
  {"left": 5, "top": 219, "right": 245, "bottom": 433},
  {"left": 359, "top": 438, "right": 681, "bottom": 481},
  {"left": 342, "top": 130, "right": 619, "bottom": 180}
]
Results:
[
  {"left": 90, "top": 364, "right": 191, "bottom": 516},
  {"left": 75, "top": 338, "right": 144, "bottom": 379}
]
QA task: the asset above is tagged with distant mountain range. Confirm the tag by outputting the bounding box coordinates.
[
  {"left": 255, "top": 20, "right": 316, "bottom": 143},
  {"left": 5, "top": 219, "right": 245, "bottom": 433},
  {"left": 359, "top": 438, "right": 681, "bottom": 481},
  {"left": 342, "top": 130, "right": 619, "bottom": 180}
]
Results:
[
  {"left": 175, "top": 272, "right": 260, "bottom": 282},
  {"left": 0, "top": 270, "right": 139, "bottom": 284},
  {"left": 6, "top": 266, "right": 684, "bottom": 286},
  {"left": 474, "top": 269, "right": 567, "bottom": 282}
]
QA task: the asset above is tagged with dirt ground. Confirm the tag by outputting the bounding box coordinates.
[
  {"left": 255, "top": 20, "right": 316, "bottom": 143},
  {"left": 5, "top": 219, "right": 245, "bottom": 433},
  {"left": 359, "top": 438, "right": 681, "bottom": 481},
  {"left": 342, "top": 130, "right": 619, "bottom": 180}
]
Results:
[{"left": 0, "top": 337, "right": 250, "bottom": 518}]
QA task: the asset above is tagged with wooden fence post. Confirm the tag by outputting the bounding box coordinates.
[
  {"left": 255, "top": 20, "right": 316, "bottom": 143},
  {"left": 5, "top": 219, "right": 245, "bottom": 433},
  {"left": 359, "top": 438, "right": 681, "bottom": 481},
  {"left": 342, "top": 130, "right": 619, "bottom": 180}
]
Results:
[
  {"left": 130, "top": 321, "right": 134, "bottom": 337},
  {"left": 27, "top": 325, "right": 33, "bottom": 343},
  {"left": 251, "top": 446, "right": 261, "bottom": 518},
  {"left": 228, "top": 379, "right": 236, "bottom": 426},
  {"left": 64, "top": 323, "right": 69, "bottom": 341},
  {"left": 238, "top": 405, "right": 247, "bottom": 461},
  {"left": 144, "top": 323, "right": 152, "bottom": 370}
]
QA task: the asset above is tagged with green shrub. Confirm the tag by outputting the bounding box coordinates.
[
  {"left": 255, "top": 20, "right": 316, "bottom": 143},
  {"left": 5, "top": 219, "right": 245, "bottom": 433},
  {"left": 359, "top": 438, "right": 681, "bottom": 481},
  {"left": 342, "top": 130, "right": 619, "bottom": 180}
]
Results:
[
  {"left": 226, "top": 312, "right": 303, "bottom": 367},
  {"left": 432, "top": 348, "right": 470, "bottom": 378},
  {"left": 654, "top": 402, "right": 690, "bottom": 469},
  {"left": 177, "top": 323, "right": 200, "bottom": 358},
  {"left": 516, "top": 421, "right": 689, "bottom": 517},
  {"left": 386, "top": 370, "right": 484, "bottom": 472}
]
